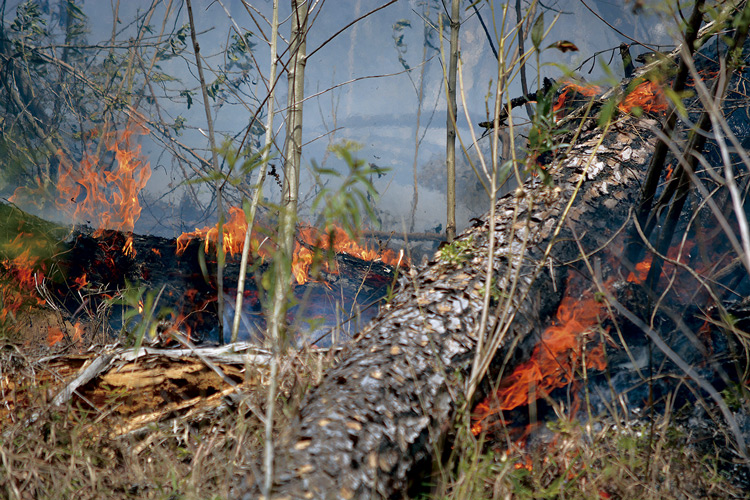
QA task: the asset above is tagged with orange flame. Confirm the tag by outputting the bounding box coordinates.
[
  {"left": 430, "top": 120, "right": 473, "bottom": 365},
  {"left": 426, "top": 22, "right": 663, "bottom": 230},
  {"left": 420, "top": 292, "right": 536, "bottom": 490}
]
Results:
[
  {"left": 472, "top": 277, "right": 607, "bottom": 435},
  {"left": 626, "top": 239, "right": 695, "bottom": 285},
  {"left": 618, "top": 80, "right": 667, "bottom": 115},
  {"left": 177, "top": 207, "right": 405, "bottom": 285},
  {"left": 176, "top": 206, "right": 272, "bottom": 258},
  {"left": 11, "top": 120, "right": 151, "bottom": 256},
  {"left": 74, "top": 273, "right": 88, "bottom": 289},
  {"left": 553, "top": 81, "right": 602, "bottom": 118},
  {"left": 0, "top": 233, "right": 48, "bottom": 325}
]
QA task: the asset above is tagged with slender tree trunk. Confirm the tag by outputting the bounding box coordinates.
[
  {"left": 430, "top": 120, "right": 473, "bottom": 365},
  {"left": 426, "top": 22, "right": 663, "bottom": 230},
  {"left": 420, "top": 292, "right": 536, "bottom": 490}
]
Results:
[
  {"left": 445, "top": 0, "right": 460, "bottom": 242},
  {"left": 409, "top": 36, "right": 428, "bottom": 233},
  {"left": 185, "top": 0, "right": 224, "bottom": 340},
  {"left": 264, "top": 0, "right": 308, "bottom": 495},
  {"left": 231, "top": 0, "right": 280, "bottom": 343}
]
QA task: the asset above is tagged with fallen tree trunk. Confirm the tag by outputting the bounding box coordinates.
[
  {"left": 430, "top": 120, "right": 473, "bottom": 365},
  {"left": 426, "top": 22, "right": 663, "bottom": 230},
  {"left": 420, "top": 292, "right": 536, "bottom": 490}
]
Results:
[{"left": 243, "top": 105, "right": 659, "bottom": 498}]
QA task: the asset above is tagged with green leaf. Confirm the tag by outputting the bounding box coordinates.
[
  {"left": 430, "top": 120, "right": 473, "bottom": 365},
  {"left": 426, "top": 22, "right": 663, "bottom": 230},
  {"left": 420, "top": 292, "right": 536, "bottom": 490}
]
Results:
[
  {"left": 531, "top": 12, "right": 545, "bottom": 50},
  {"left": 663, "top": 87, "right": 691, "bottom": 118},
  {"left": 598, "top": 97, "right": 618, "bottom": 127}
]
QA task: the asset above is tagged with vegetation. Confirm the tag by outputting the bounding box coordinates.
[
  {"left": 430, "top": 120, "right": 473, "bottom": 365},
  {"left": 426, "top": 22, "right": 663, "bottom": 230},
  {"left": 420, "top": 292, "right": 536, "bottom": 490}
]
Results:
[{"left": 2, "top": 0, "right": 750, "bottom": 499}]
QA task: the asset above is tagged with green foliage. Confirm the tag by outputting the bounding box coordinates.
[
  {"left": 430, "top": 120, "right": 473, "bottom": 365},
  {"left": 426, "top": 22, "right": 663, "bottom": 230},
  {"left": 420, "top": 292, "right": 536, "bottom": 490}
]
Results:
[
  {"left": 227, "top": 31, "right": 256, "bottom": 68},
  {"left": 112, "top": 283, "right": 170, "bottom": 350},
  {"left": 10, "top": 1, "right": 49, "bottom": 40},
  {"left": 311, "top": 141, "right": 386, "bottom": 239},
  {"left": 186, "top": 139, "right": 268, "bottom": 188},
  {"left": 167, "top": 24, "right": 190, "bottom": 57},
  {"left": 527, "top": 85, "right": 569, "bottom": 185},
  {"left": 206, "top": 75, "right": 227, "bottom": 101},
  {"left": 721, "top": 382, "right": 750, "bottom": 412},
  {"left": 180, "top": 89, "right": 195, "bottom": 109},
  {"left": 478, "top": 274, "right": 508, "bottom": 304},
  {"left": 530, "top": 12, "right": 544, "bottom": 50},
  {"left": 438, "top": 236, "right": 475, "bottom": 265}
]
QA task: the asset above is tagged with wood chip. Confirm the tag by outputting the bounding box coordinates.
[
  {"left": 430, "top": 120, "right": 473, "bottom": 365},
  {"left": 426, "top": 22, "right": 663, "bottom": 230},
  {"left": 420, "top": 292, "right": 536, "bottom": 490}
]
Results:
[
  {"left": 297, "top": 464, "right": 314, "bottom": 476},
  {"left": 294, "top": 439, "right": 312, "bottom": 450},
  {"left": 346, "top": 421, "right": 362, "bottom": 431},
  {"left": 339, "top": 487, "right": 354, "bottom": 499}
]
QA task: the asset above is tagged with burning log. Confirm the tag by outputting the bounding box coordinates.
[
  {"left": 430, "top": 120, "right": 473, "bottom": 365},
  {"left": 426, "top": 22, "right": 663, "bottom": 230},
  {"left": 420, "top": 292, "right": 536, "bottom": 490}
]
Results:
[
  {"left": 241, "top": 105, "right": 659, "bottom": 498},
  {"left": 0, "top": 201, "right": 401, "bottom": 347}
]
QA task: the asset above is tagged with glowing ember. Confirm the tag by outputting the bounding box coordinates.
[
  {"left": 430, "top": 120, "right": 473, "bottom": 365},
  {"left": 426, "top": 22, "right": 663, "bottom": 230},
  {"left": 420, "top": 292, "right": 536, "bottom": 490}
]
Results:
[
  {"left": 617, "top": 80, "right": 667, "bottom": 115},
  {"left": 472, "top": 276, "right": 607, "bottom": 436},
  {"left": 10, "top": 120, "right": 152, "bottom": 256},
  {"left": 74, "top": 273, "right": 88, "bottom": 289}
]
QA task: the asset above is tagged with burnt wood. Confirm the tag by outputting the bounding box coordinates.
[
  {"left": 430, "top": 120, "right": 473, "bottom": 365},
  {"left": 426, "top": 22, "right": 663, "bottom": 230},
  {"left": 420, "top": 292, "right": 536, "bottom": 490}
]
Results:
[{"left": 0, "top": 210, "right": 398, "bottom": 344}]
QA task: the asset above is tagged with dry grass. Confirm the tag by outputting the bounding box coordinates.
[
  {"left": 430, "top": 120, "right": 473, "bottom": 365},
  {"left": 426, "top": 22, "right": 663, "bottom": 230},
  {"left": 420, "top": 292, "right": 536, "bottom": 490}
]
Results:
[
  {"left": 1, "top": 321, "right": 747, "bottom": 500},
  {"left": 429, "top": 409, "right": 747, "bottom": 500},
  {"left": 0, "top": 334, "right": 334, "bottom": 500}
]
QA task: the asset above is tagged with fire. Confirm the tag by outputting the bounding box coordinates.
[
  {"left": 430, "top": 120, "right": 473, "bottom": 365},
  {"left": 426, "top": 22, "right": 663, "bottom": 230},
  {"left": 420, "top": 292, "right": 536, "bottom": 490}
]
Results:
[
  {"left": 626, "top": 239, "right": 695, "bottom": 285},
  {"left": 46, "top": 321, "right": 83, "bottom": 347},
  {"left": 0, "top": 241, "right": 47, "bottom": 326},
  {"left": 10, "top": 120, "right": 152, "bottom": 256},
  {"left": 292, "top": 225, "right": 402, "bottom": 285},
  {"left": 472, "top": 276, "right": 607, "bottom": 435},
  {"left": 176, "top": 206, "right": 271, "bottom": 259},
  {"left": 177, "top": 207, "right": 405, "bottom": 285},
  {"left": 553, "top": 81, "right": 602, "bottom": 118},
  {"left": 74, "top": 273, "right": 88, "bottom": 289},
  {"left": 618, "top": 80, "right": 666, "bottom": 115}
]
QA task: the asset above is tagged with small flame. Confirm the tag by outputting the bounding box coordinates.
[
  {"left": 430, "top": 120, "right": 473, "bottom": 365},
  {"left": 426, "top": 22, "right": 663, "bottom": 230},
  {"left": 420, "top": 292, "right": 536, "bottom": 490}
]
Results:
[
  {"left": 626, "top": 239, "right": 695, "bottom": 285},
  {"left": 1, "top": 232, "right": 48, "bottom": 325},
  {"left": 553, "top": 81, "right": 602, "bottom": 118},
  {"left": 177, "top": 207, "right": 406, "bottom": 285},
  {"left": 176, "top": 206, "right": 271, "bottom": 258},
  {"left": 47, "top": 326, "right": 64, "bottom": 347},
  {"left": 618, "top": 80, "right": 666, "bottom": 115},
  {"left": 74, "top": 273, "right": 88, "bottom": 289}
]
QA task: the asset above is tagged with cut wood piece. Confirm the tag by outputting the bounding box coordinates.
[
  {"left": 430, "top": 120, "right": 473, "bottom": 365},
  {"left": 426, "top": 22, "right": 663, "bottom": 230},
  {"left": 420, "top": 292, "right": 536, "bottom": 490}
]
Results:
[
  {"left": 243, "top": 113, "right": 658, "bottom": 498},
  {"left": 3, "top": 342, "right": 271, "bottom": 436}
]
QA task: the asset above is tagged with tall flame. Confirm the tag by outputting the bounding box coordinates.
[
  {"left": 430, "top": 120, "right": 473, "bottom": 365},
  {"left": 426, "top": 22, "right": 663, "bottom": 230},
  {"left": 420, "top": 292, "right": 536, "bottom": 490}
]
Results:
[{"left": 11, "top": 120, "right": 152, "bottom": 255}]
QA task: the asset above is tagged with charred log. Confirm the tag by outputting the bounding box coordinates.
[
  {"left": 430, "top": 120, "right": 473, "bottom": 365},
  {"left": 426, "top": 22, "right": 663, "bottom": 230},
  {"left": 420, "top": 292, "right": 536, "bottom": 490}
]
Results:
[{"left": 0, "top": 209, "right": 398, "bottom": 345}]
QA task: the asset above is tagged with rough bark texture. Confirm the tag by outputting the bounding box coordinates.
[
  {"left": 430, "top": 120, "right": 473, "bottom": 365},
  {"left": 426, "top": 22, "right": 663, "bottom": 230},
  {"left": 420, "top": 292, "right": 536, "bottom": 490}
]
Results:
[{"left": 243, "top": 109, "right": 659, "bottom": 498}]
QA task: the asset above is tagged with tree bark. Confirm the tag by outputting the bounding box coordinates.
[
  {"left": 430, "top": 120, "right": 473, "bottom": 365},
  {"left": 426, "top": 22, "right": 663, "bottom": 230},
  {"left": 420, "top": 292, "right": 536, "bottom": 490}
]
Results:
[{"left": 445, "top": 0, "right": 460, "bottom": 243}]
